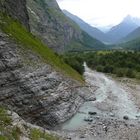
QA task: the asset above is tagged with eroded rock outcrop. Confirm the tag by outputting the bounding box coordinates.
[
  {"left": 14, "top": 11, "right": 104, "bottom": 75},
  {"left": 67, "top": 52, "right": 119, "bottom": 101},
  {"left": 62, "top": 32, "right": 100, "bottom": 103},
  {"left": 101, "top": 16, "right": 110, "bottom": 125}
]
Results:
[
  {"left": 0, "top": 31, "right": 91, "bottom": 128},
  {"left": 0, "top": 0, "right": 94, "bottom": 129}
]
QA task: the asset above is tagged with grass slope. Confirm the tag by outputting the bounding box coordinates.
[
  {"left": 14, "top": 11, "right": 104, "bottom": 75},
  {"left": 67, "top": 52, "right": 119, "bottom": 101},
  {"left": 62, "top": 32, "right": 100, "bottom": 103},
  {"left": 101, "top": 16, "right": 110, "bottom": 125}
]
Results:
[
  {"left": 0, "top": 13, "right": 83, "bottom": 82},
  {"left": 121, "top": 27, "right": 140, "bottom": 43},
  {"left": 66, "top": 31, "right": 106, "bottom": 52},
  {"left": 118, "top": 38, "right": 140, "bottom": 50}
]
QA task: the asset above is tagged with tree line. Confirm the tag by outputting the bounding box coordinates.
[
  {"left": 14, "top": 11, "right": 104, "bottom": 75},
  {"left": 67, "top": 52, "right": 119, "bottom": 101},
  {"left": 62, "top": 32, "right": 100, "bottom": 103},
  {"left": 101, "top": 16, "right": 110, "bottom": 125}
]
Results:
[{"left": 63, "top": 51, "right": 140, "bottom": 79}]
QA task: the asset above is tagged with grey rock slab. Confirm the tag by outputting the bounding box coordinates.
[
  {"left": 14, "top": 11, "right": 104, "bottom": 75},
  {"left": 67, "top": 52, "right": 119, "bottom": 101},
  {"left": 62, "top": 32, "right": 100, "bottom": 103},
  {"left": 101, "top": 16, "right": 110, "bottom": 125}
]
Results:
[{"left": 0, "top": 31, "right": 92, "bottom": 129}]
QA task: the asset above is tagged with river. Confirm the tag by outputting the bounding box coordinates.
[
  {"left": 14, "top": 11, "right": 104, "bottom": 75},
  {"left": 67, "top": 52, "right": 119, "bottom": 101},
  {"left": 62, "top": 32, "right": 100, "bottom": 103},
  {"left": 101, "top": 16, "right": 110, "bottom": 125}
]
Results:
[{"left": 61, "top": 63, "right": 140, "bottom": 131}]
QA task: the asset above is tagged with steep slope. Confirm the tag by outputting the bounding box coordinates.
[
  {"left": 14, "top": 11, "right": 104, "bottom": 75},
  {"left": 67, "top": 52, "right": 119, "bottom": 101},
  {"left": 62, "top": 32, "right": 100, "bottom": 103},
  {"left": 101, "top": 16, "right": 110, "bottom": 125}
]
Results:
[
  {"left": 106, "top": 15, "right": 140, "bottom": 43},
  {"left": 118, "top": 38, "right": 140, "bottom": 50},
  {"left": 27, "top": 0, "right": 105, "bottom": 53},
  {"left": 63, "top": 10, "right": 108, "bottom": 43},
  {"left": 66, "top": 31, "right": 106, "bottom": 52},
  {"left": 120, "top": 27, "right": 140, "bottom": 43},
  {"left": 0, "top": 1, "right": 92, "bottom": 129}
]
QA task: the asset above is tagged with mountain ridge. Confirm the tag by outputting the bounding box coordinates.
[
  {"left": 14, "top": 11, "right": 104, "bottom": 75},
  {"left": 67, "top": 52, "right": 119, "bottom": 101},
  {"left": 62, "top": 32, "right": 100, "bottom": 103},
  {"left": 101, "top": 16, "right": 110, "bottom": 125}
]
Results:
[
  {"left": 120, "top": 27, "right": 140, "bottom": 43},
  {"left": 26, "top": 0, "right": 105, "bottom": 53},
  {"left": 106, "top": 15, "right": 140, "bottom": 43},
  {"left": 63, "top": 10, "right": 109, "bottom": 43}
]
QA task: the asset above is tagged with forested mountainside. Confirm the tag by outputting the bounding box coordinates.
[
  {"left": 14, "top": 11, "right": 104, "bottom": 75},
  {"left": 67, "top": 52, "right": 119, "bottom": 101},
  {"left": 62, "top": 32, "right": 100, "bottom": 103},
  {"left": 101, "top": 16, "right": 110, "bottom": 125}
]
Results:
[
  {"left": 120, "top": 27, "right": 140, "bottom": 43},
  {"left": 118, "top": 38, "right": 140, "bottom": 50}
]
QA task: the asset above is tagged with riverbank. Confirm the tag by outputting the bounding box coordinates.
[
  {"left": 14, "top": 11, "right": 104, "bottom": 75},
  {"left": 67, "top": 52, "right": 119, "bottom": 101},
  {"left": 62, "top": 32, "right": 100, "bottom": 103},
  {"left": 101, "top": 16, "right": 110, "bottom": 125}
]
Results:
[
  {"left": 56, "top": 64, "right": 140, "bottom": 140},
  {"left": 115, "top": 77, "right": 140, "bottom": 114}
]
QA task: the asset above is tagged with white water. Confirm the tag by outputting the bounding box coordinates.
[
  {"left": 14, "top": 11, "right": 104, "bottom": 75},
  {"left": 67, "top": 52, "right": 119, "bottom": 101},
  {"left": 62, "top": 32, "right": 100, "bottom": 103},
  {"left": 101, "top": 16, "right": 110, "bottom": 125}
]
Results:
[{"left": 61, "top": 63, "right": 140, "bottom": 130}]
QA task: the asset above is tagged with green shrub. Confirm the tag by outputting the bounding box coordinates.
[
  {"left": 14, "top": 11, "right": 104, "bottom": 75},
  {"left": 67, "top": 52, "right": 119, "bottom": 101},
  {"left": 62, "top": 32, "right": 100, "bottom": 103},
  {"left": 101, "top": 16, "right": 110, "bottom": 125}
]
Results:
[
  {"left": 103, "top": 65, "right": 114, "bottom": 73},
  {"left": 96, "top": 65, "right": 104, "bottom": 72},
  {"left": 63, "top": 55, "right": 84, "bottom": 74},
  {"left": 125, "top": 69, "right": 135, "bottom": 78},
  {"left": 63, "top": 51, "right": 140, "bottom": 80},
  {"left": 11, "top": 127, "right": 21, "bottom": 140},
  {"left": 115, "top": 68, "right": 125, "bottom": 77},
  {"left": 0, "top": 108, "right": 11, "bottom": 126},
  {"left": 0, "top": 136, "right": 8, "bottom": 140},
  {"left": 0, "top": 108, "right": 20, "bottom": 140},
  {"left": 30, "top": 129, "right": 59, "bottom": 140}
]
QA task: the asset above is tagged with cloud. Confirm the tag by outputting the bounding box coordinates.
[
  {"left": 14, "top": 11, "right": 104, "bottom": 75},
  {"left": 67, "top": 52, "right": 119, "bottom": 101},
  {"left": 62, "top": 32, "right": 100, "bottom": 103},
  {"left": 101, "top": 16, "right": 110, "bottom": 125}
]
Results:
[{"left": 57, "top": 0, "right": 140, "bottom": 27}]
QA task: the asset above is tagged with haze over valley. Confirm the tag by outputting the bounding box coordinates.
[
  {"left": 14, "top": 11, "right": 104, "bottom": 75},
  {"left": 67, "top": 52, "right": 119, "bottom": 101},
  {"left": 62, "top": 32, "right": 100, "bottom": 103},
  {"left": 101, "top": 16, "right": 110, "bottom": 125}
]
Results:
[{"left": 63, "top": 10, "right": 140, "bottom": 44}]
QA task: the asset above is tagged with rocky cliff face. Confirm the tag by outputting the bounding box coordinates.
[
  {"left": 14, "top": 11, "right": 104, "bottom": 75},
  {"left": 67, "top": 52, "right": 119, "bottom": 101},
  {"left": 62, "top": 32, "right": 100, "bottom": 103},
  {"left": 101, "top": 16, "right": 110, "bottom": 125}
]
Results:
[
  {"left": 0, "top": 0, "right": 104, "bottom": 53},
  {"left": 26, "top": 0, "right": 82, "bottom": 53},
  {"left": 26, "top": 0, "right": 105, "bottom": 53},
  {"left": 0, "top": 0, "right": 93, "bottom": 129},
  {"left": 0, "top": 0, "right": 30, "bottom": 30},
  {"left": 0, "top": 31, "right": 91, "bottom": 128}
]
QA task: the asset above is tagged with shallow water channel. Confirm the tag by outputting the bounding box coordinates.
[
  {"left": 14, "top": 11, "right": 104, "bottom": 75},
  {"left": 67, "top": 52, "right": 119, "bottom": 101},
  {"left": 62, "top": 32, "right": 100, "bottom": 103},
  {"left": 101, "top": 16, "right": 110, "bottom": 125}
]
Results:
[{"left": 61, "top": 63, "right": 140, "bottom": 131}]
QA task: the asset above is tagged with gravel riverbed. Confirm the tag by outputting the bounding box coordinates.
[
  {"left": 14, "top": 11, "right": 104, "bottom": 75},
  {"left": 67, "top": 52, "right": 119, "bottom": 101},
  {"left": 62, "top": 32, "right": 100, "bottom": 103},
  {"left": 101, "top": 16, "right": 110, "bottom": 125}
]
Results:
[{"left": 57, "top": 64, "right": 140, "bottom": 140}]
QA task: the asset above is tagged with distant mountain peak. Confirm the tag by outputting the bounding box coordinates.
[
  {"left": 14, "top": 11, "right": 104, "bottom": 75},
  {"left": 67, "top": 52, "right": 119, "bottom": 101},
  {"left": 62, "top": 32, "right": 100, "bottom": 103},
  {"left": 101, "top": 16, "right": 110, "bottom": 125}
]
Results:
[
  {"left": 106, "top": 15, "right": 140, "bottom": 43},
  {"left": 123, "top": 15, "right": 133, "bottom": 23},
  {"left": 124, "top": 15, "right": 132, "bottom": 20},
  {"left": 123, "top": 15, "right": 140, "bottom": 25}
]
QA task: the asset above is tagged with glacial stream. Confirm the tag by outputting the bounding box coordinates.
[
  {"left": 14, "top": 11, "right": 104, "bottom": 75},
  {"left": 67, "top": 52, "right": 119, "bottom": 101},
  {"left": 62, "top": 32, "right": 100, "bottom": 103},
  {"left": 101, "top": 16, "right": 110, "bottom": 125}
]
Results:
[{"left": 61, "top": 63, "right": 140, "bottom": 131}]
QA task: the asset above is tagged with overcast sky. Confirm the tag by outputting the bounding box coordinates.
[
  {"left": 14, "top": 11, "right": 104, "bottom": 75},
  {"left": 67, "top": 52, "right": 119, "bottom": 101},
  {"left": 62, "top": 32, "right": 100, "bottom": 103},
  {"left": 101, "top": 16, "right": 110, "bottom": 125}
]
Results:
[{"left": 56, "top": 0, "right": 140, "bottom": 29}]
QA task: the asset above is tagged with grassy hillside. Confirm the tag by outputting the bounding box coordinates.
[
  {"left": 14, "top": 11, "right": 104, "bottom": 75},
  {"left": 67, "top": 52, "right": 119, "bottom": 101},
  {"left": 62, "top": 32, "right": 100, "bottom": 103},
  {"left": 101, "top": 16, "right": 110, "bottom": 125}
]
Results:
[
  {"left": 118, "top": 38, "right": 140, "bottom": 50},
  {"left": 120, "top": 27, "right": 140, "bottom": 43},
  {"left": 0, "top": 13, "right": 84, "bottom": 82},
  {"left": 81, "top": 32, "right": 106, "bottom": 49},
  {"left": 66, "top": 31, "right": 106, "bottom": 52}
]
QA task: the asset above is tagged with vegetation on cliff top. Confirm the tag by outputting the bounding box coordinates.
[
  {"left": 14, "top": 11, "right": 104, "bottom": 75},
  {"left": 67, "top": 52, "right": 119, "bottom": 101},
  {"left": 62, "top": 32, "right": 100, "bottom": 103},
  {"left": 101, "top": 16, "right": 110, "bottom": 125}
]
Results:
[
  {"left": 0, "top": 107, "right": 23, "bottom": 140},
  {"left": 0, "top": 13, "right": 84, "bottom": 82}
]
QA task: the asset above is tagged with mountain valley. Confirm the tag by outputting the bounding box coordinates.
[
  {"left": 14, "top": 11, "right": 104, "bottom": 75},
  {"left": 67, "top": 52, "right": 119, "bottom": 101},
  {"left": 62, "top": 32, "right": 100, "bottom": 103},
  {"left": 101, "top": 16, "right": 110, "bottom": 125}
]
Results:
[
  {"left": 63, "top": 11, "right": 140, "bottom": 46},
  {"left": 0, "top": 0, "right": 140, "bottom": 140}
]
